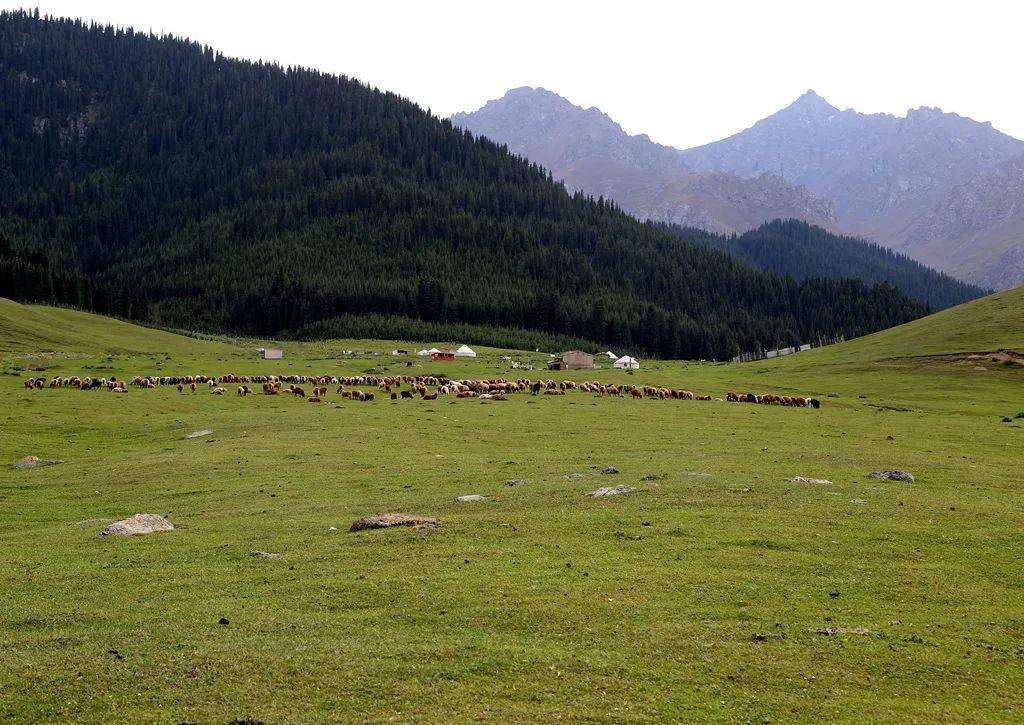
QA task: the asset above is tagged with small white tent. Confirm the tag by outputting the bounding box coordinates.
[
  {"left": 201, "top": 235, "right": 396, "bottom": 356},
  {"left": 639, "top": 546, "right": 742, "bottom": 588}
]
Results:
[
  {"left": 613, "top": 355, "right": 640, "bottom": 370},
  {"left": 602, "top": 351, "right": 618, "bottom": 359},
  {"left": 417, "top": 349, "right": 430, "bottom": 356},
  {"left": 455, "top": 344, "right": 477, "bottom": 358}
]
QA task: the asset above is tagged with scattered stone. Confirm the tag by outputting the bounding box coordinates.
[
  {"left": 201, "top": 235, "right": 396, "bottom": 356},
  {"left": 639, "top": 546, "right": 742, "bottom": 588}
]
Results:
[
  {"left": 829, "top": 590, "right": 840, "bottom": 599},
  {"left": 601, "top": 466, "right": 620, "bottom": 475},
  {"left": 184, "top": 429, "right": 213, "bottom": 440},
  {"left": 349, "top": 513, "right": 440, "bottom": 531},
  {"left": 869, "top": 469, "right": 915, "bottom": 482},
  {"left": 640, "top": 473, "right": 663, "bottom": 481},
  {"left": 587, "top": 485, "right": 636, "bottom": 498},
  {"left": 1002, "top": 416, "right": 1013, "bottom": 423},
  {"left": 788, "top": 476, "right": 832, "bottom": 485},
  {"left": 250, "top": 551, "right": 282, "bottom": 560},
  {"left": 218, "top": 617, "right": 230, "bottom": 626},
  {"left": 815, "top": 626, "right": 870, "bottom": 636},
  {"left": 506, "top": 478, "right": 527, "bottom": 487},
  {"left": 106, "top": 648, "right": 124, "bottom": 661},
  {"left": 12, "top": 455, "right": 61, "bottom": 469},
  {"left": 328, "top": 526, "right": 338, "bottom": 532},
  {"left": 101, "top": 513, "right": 174, "bottom": 537},
  {"left": 456, "top": 494, "right": 485, "bottom": 502}
]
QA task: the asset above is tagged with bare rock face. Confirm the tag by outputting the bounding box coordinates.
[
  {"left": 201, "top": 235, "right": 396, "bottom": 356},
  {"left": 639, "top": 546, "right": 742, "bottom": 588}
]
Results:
[
  {"left": 587, "top": 485, "right": 637, "bottom": 498},
  {"left": 456, "top": 495, "right": 485, "bottom": 502},
  {"left": 451, "top": 87, "right": 838, "bottom": 236},
  {"left": 12, "top": 455, "right": 61, "bottom": 469},
  {"left": 349, "top": 513, "right": 439, "bottom": 532},
  {"left": 869, "top": 470, "right": 915, "bottom": 482},
  {"left": 101, "top": 513, "right": 174, "bottom": 536}
]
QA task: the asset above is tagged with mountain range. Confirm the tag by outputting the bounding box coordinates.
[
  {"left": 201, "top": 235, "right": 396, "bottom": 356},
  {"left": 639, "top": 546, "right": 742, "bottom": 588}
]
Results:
[
  {"left": 454, "top": 88, "right": 1024, "bottom": 289},
  {"left": 0, "top": 11, "right": 930, "bottom": 361}
]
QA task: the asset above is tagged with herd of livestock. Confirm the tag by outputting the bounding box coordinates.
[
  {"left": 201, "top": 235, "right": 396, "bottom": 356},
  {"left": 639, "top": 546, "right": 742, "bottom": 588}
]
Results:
[{"left": 22, "top": 373, "right": 821, "bottom": 408}]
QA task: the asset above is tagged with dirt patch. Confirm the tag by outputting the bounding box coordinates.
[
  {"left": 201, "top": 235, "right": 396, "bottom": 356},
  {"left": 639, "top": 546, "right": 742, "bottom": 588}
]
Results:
[{"left": 349, "top": 513, "right": 439, "bottom": 531}]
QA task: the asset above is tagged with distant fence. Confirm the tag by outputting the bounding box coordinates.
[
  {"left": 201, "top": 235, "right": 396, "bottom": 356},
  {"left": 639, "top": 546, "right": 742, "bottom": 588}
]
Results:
[{"left": 730, "top": 335, "right": 844, "bottom": 363}]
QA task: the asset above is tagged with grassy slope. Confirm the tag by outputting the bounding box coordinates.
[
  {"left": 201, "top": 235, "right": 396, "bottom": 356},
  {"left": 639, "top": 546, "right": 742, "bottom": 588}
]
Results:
[{"left": 0, "top": 295, "right": 1022, "bottom": 722}]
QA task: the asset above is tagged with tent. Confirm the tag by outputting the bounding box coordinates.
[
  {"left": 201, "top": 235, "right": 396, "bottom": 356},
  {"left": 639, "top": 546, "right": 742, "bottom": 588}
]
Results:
[
  {"left": 417, "top": 349, "right": 430, "bottom": 356},
  {"left": 455, "top": 344, "right": 477, "bottom": 358},
  {"left": 613, "top": 355, "right": 640, "bottom": 370},
  {"left": 602, "top": 351, "right": 618, "bottom": 359}
]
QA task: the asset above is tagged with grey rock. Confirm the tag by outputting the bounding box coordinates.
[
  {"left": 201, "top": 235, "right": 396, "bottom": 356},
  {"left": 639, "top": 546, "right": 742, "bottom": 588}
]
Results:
[
  {"left": 788, "top": 476, "right": 832, "bottom": 485},
  {"left": 184, "top": 429, "right": 213, "bottom": 440},
  {"left": 869, "top": 469, "right": 915, "bottom": 482},
  {"left": 349, "top": 513, "right": 439, "bottom": 531},
  {"left": 456, "top": 494, "right": 485, "bottom": 502},
  {"left": 12, "top": 455, "right": 61, "bottom": 469},
  {"left": 250, "top": 550, "right": 283, "bottom": 560},
  {"left": 587, "top": 485, "right": 636, "bottom": 498},
  {"left": 601, "top": 466, "right": 620, "bottom": 475},
  {"left": 101, "top": 513, "right": 174, "bottom": 536}
]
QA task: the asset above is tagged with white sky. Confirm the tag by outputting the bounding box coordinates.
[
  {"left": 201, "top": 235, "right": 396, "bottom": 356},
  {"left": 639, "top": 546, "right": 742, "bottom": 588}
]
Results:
[{"left": 6, "top": 0, "right": 1023, "bottom": 148}]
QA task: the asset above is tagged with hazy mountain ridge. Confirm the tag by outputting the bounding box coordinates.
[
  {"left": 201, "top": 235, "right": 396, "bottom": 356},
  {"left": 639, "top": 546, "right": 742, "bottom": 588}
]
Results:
[
  {"left": 452, "top": 87, "right": 837, "bottom": 235},
  {"left": 681, "top": 90, "right": 1024, "bottom": 288}
]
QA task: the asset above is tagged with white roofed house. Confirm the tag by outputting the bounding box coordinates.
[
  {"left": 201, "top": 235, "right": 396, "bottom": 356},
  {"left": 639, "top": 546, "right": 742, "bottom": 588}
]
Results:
[
  {"left": 613, "top": 355, "right": 639, "bottom": 370},
  {"left": 455, "top": 344, "right": 477, "bottom": 358}
]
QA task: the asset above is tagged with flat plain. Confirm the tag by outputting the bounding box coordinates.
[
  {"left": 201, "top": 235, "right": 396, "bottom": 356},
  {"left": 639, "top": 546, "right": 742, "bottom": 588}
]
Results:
[{"left": 1, "top": 290, "right": 1022, "bottom": 722}]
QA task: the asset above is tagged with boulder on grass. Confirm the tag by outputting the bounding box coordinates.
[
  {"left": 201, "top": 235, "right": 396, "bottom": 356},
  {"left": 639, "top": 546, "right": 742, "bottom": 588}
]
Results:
[
  {"left": 587, "top": 485, "right": 636, "bottom": 498},
  {"left": 869, "top": 470, "right": 915, "bottom": 482},
  {"left": 12, "top": 455, "right": 61, "bottom": 469},
  {"left": 788, "top": 476, "right": 832, "bottom": 485},
  {"left": 349, "top": 513, "right": 439, "bottom": 532},
  {"left": 101, "top": 513, "right": 174, "bottom": 536},
  {"left": 456, "top": 494, "right": 485, "bottom": 502}
]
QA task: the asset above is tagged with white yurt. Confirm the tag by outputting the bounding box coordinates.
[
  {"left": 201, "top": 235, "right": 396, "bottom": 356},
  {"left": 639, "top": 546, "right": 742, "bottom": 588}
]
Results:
[
  {"left": 455, "top": 344, "right": 477, "bottom": 358},
  {"left": 417, "top": 349, "right": 430, "bottom": 356},
  {"left": 613, "top": 355, "right": 640, "bottom": 370}
]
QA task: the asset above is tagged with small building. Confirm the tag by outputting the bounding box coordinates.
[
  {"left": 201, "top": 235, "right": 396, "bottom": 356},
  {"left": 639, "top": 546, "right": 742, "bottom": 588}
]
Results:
[
  {"left": 613, "top": 355, "right": 639, "bottom": 370},
  {"left": 455, "top": 344, "right": 477, "bottom": 358},
  {"left": 548, "top": 350, "right": 595, "bottom": 371},
  {"left": 261, "top": 348, "right": 283, "bottom": 360},
  {"left": 430, "top": 350, "right": 455, "bottom": 362}
]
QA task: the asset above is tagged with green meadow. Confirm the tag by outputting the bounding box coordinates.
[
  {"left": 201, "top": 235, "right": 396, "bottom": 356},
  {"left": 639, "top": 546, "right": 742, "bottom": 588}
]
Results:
[{"left": 1, "top": 289, "right": 1022, "bottom": 722}]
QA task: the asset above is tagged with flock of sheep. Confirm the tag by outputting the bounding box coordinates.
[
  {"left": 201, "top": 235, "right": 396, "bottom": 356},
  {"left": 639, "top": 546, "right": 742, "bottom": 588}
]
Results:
[{"left": 23, "top": 373, "right": 820, "bottom": 408}]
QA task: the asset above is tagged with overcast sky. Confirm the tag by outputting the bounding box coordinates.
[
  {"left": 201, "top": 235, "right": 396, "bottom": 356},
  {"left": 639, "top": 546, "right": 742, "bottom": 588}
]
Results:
[{"left": 6, "top": 0, "right": 1023, "bottom": 148}]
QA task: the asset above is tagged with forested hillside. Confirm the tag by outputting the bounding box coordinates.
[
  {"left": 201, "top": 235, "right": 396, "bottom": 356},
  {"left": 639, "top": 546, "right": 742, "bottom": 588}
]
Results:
[
  {"left": 0, "top": 11, "right": 927, "bottom": 359},
  {"left": 662, "top": 220, "right": 985, "bottom": 310}
]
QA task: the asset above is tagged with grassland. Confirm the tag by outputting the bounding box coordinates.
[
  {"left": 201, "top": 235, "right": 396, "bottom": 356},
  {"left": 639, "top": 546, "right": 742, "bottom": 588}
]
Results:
[{"left": 1, "top": 291, "right": 1022, "bottom": 722}]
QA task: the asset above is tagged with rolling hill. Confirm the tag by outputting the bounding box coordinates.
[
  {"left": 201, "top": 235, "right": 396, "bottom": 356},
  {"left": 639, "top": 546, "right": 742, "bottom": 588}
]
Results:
[{"left": 0, "top": 11, "right": 928, "bottom": 361}]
